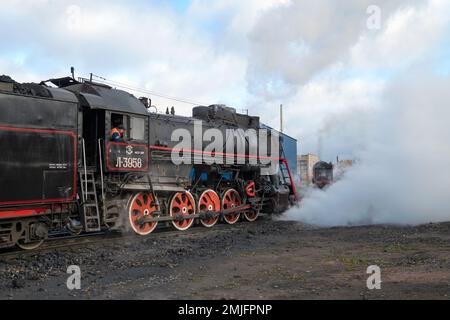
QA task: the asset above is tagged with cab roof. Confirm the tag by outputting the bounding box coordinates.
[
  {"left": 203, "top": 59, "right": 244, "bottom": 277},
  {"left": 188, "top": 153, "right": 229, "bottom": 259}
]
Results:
[{"left": 49, "top": 77, "right": 149, "bottom": 116}]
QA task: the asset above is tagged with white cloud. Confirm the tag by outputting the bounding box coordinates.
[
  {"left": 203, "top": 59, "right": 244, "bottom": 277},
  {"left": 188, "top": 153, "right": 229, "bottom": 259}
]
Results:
[
  {"left": 351, "top": 0, "right": 450, "bottom": 70},
  {"left": 0, "top": 0, "right": 250, "bottom": 115},
  {"left": 189, "top": 0, "right": 290, "bottom": 35}
]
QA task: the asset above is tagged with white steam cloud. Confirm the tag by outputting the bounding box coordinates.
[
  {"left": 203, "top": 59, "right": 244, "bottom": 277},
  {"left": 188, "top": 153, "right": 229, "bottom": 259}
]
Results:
[
  {"left": 284, "top": 71, "right": 450, "bottom": 226},
  {"left": 246, "top": 0, "right": 450, "bottom": 226}
]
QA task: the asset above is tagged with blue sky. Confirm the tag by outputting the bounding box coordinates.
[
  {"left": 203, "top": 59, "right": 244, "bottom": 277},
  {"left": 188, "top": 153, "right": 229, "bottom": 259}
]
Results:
[{"left": 167, "top": 0, "right": 191, "bottom": 12}]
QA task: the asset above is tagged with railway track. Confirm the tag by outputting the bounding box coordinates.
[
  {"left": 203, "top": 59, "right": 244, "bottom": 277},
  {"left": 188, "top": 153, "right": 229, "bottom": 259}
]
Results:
[
  {"left": 0, "top": 215, "right": 270, "bottom": 259},
  {"left": 0, "top": 232, "right": 113, "bottom": 259}
]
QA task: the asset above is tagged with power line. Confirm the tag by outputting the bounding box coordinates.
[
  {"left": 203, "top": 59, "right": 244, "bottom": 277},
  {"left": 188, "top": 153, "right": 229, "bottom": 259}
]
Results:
[{"left": 91, "top": 75, "right": 210, "bottom": 106}]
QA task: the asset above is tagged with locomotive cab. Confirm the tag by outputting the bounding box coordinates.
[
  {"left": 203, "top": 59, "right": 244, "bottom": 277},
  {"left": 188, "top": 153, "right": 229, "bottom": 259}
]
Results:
[
  {"left": 104, "top": 111, "right": 149, "bottom": 172},
  {"left": 61, "top": 80, "right": 150, "bottom": 175}
]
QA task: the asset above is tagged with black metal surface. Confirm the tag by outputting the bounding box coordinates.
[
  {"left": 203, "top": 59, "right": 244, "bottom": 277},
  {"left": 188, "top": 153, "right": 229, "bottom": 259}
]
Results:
[
  {"left": 45, "top": 77, "right": 80, "bottom": 88},
  {"left": 193, "top": 105, "right": 260, "bottom": 129},
  {"left": 0, "top": 128, "right": 76, "bottom": 204},
  {"left": 65, "top": 83, "right": 149, "bottom": 116},
  {"left": 0, "top": 92, "right": 78, "bottom": 129},
  {"left": 0, "top": 91, "right": 78, "bottom": 206}
]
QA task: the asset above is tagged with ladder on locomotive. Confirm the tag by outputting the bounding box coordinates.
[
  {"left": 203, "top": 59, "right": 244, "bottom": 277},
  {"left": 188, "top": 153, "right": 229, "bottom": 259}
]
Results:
[
  {"left": 79, "top": 138, "right": 101, "bottom": 232},
  {"left": 79, "top": 171, "right": 101, "bottom": 232}
]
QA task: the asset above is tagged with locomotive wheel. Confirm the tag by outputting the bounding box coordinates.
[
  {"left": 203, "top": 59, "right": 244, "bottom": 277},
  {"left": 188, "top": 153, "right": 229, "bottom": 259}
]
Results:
[
  {"left": 128, "top": 192, "right": 160, "bottom": 236},
  {"left": 221, "top": 189, "right": 242, "bottom": 225},
  {"left": 169, "top": 191, "right": 196, "bottom": 231},
  {"left": 244, "top": 209, "right": 259, "bottom": 222},
  {"left": 17, "top": 239, "right": 44, "bottom": 251},
  {"left": 198, "top": 189, "right": 221, "bottom": 228},
  {"left": 104, "top": 202, "right": 122, "bottom": 230}
]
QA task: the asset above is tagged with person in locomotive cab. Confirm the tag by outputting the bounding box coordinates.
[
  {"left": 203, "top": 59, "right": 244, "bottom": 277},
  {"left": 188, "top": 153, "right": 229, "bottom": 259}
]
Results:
[
  {"left": 111, "top": 115, "right": 126, "bottom": 142},
  {"left": 111, "top": 126, "right": 125, "bottom": 142}
]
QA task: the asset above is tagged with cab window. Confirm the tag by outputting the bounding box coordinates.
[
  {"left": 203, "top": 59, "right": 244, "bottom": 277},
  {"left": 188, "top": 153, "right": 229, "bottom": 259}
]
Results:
[
  {"left": 111, "top": 113, "right": 125, "bottom": 128},
  {"left": 110, "top": 113, "right": 146, "bottom": 142},
  {"left": 130, "top": 116, "right": 145, "bottom": 140},
  {"left": 111, "top": 113, "right": 128, "bottom": 141}
]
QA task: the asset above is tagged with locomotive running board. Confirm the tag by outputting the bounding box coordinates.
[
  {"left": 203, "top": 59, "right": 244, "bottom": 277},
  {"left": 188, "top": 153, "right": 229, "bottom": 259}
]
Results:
[{"left": 136, "top": 204, "right": 252, "bottom": 225}]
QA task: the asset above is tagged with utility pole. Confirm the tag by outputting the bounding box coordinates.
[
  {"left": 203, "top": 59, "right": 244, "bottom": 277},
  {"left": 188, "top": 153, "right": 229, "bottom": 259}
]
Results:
[{"left": 280, "top": 104, "right": 283, "bottom": 133}]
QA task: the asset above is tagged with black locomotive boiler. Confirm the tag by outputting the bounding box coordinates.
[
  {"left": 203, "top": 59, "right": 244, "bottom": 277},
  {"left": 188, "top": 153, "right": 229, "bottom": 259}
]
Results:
[{"left": 0, "top": 75, "right": 298, "bottom": 250}]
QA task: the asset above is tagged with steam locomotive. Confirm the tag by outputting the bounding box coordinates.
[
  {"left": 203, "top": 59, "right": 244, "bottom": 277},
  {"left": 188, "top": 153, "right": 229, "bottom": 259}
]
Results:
[
  {"left": 0, "top": 75, "right": 298, "bottom": 250},
  {"left": 312, "top": 161, "right": 333, "bottom": 189}
]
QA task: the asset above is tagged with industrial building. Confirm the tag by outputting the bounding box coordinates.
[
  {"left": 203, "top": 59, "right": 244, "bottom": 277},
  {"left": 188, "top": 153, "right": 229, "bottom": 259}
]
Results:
[{"left": 297, "top": 154, "right": 319, "bottom": 186}]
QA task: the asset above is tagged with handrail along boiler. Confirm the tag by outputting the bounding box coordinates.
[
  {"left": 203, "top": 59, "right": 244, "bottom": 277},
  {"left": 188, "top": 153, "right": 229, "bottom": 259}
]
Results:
[{"left": 0, "top": 75, "right": 298, "bottom": 250}]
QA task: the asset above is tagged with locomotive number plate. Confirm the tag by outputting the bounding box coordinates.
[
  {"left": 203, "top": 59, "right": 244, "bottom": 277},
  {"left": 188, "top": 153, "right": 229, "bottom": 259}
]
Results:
[
  {"left": 115, "top": 157, "right": 143, "bottom": 169},
  {"left": 107, "top": 142, "right": 148, "bottom": 172}
]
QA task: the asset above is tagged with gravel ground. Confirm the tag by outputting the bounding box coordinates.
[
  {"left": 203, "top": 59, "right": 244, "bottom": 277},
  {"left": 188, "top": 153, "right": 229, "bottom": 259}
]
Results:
[{"left": 0, "top": 218, "right": 449, "bottom": 300}]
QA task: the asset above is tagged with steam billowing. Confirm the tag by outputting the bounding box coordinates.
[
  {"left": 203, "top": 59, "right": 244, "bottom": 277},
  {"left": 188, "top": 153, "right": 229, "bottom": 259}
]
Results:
[
  {"left": 245, "top": 0, "right": 450, "bottom": 226},
  {"left": 283, "top": 72, "right": 450, "bottom": 226}
]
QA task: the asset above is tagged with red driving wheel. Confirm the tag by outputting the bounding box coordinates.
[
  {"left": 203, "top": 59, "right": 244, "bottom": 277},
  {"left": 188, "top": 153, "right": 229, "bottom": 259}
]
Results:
[
  {"left": 198, "top": 189, "right": 221, "bottom": 228},
  {"left": 128, "top": 192, "right": 160, "bottom": 235},
  {"left": 222, "top": 188, "right": 242, "bottom": 225},
  {"left": 169, "top": 191, "right": 196, "bottom": 231}
]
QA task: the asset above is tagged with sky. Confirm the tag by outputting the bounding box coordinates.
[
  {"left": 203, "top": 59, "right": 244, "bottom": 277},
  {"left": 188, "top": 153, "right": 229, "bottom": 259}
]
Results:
[{"left": 1, "top": 0, "right": 449, "bottom": 162}]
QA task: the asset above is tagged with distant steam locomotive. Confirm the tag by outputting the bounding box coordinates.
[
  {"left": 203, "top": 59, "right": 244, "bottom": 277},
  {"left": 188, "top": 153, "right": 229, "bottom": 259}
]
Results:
[
  {"left": 0, "top": 74, "right": 298, "bottom": 250},
  {"left": 312, "top": 161, "right": 333, "bottom": 189}
]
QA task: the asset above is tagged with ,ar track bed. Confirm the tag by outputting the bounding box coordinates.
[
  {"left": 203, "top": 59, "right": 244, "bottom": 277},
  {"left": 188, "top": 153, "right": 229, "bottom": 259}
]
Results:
[
  {"left": 0, "top": 219, "right": 449, "bottom": 300},
  {"left": 0, "top": 215, "right": 271, "bottom": 258}
]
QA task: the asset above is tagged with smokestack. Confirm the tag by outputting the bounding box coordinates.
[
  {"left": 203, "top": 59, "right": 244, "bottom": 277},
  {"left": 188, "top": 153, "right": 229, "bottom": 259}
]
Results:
[{"left": 280, "top": 104, "right": 284, "bottom": 133}]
